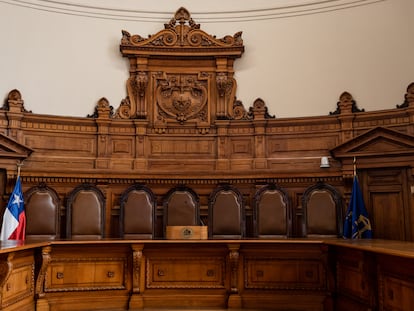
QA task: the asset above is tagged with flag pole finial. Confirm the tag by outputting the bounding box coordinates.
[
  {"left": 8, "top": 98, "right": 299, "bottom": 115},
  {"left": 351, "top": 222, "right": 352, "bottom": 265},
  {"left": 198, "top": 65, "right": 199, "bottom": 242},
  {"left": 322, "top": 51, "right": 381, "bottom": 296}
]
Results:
[
  {"left": 16, "top": 160, "right": 24, "bottom": 177},
  {"left": 353, "top": 156, "right": 357, "bottom": 177}
]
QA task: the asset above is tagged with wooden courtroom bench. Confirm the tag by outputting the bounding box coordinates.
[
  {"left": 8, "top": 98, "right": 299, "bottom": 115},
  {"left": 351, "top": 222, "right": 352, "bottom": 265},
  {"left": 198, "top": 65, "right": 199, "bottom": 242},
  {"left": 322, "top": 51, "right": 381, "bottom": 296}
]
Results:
[{"left": 1, "top": 238, "right": 414, "bottom": 311}]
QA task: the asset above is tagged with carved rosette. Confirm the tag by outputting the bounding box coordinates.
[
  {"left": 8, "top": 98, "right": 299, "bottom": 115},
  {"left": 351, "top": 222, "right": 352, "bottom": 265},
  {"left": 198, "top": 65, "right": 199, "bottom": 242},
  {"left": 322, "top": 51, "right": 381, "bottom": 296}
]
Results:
[{"left": 155, "top": 73, "right": 208, "bottom": 125}]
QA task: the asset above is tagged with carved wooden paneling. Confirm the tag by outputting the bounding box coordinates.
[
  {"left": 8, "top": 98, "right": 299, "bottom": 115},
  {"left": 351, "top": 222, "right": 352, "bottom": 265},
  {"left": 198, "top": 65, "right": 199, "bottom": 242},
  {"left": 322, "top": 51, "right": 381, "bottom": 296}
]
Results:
[
  {"left": 334, "top": 247, "right": 376, "bottom": 310},
  {"left": 362, "top": 168, "right": 410, "bottom": 240},
  {"left": 0, "top": 250, "right": 34, "bottom": 311},
  {"left": 377, "top": 253, "right": 414, "bottom": 311},
  {"left": 0, "top": 7, "right": 413, "bottom": 242},
  {"left": 146, "top": 257, "right": 225, "bottom": 289},
  {"left": 46, "top": 259, "right": 125, "bottom": 292},
  {"left": 244, "top": 257, "right": 325, "bottom": 290}
]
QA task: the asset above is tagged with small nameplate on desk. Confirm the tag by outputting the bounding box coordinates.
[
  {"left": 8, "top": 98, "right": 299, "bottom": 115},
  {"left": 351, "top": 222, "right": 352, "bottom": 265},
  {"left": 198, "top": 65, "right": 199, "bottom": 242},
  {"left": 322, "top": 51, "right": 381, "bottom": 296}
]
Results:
[{"left": 166, "top": 226, "right": 208, "bottom": 240}]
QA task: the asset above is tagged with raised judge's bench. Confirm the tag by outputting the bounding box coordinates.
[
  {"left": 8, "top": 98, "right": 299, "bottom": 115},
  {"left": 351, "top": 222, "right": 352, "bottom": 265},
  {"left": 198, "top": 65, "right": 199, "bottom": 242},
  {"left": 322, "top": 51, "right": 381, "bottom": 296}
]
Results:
[{"left": 1, "top": 238, "right": 414, "bottom": 311}]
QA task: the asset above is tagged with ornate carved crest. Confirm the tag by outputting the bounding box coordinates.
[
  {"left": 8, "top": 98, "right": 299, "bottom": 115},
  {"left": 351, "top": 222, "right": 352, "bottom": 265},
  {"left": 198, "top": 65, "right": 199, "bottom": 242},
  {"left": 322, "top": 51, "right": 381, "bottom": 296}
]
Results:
[
  {"left": 155, "top": 73, "right": 209, "bottom": 125},
  {"left": 117, "top": 7, "right": 245, "bottom": 133}
]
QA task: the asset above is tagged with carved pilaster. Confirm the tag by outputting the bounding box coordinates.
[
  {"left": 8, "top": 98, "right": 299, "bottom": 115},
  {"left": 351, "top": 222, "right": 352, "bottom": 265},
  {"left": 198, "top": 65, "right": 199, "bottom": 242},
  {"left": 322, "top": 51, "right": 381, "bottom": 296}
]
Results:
[
  {"left": 227, "top": 243, "right": 241, "bottom": 308},
  {"left": 129, "top": 244, "right": 144, "bottom": 310},
  {"left": 216, "top": 72, "right": 236, "bottom": 119},
  {"left": 216, "top": 121, "right": 230, "bottom": 170},
  {"left": 134, "top": 120, "right": 148, "bottom": 170},
  {"left": 95, "top": 98, "right": 112, "bottom": 169}
]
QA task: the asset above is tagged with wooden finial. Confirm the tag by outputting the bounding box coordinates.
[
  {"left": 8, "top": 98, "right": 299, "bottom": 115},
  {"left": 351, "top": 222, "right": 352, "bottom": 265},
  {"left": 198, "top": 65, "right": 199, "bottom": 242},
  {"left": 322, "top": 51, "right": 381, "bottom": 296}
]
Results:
[
  {"left": 353, "top": 156, "right": 357, "bottom": 177},
  {"left": 16, "top": 160, "right": 24, "bottom": 177}
]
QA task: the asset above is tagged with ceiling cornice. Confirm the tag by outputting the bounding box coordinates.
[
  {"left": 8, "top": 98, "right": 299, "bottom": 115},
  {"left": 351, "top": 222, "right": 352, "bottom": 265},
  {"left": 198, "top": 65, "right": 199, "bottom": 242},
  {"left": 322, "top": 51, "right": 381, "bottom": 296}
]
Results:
[{"left": 1, "top": 0, "right": 385, "bottom": 22}]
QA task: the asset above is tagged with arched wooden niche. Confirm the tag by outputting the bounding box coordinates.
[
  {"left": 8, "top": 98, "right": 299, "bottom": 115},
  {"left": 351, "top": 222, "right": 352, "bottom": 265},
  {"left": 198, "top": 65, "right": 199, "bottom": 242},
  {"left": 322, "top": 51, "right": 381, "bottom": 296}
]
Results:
[{"left": 118, "top": 7, "right": 245, "bottom": 133}]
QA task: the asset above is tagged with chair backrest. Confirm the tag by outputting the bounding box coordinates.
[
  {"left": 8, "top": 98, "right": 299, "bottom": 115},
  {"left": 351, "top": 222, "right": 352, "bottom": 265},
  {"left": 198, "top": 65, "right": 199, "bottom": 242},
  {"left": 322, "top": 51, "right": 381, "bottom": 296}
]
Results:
[
  {"left": 120, "top": 184, "right": 156, "bottom": 239},
  {"left": 302, "top": 182, "right": 343, "bottom": 237},
  {"left": 253, "top": 184, "right": 291, "bottom": 238},
  {"left": 24, "top": 184, "right": 60, "bottom": 240},
  {"left": 66, "top": 184, "right": 105, "bottom": 239},
  {"left": 208, "top": 184, "right": 245, "bottom": 239},
  {"left": 163, "top": 186, "right": 200, "bottom": 235}
]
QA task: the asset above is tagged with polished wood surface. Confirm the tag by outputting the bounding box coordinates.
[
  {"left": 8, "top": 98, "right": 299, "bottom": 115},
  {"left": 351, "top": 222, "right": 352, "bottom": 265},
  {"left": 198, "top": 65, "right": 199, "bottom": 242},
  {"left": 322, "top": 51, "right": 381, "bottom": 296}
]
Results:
[
  {"left": 1, "top": 238, "right": 414, "bottom": 310},
  {"left": 0, "top": 8, "right": 413, "bottom": 308}
]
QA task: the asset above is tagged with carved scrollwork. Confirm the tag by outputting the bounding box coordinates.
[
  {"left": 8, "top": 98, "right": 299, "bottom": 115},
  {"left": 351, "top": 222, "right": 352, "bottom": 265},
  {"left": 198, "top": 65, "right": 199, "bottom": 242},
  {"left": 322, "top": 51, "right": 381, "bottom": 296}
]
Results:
[
  {"left": 248, "top": 98, "right": 275, "bottom": 120},
  {"left": 121, "top": 7, "right": 243, "bottom": 48},
  {"left": 114, "top": 97, "right": 132, "bottom": 119},
  {"left": 1, "top": 89, "right": 31, "bottom": 113},
  {"left": 87, "top": 97, "right": 114, "bottom": 118},
  {"left": 330, "top": 91, "right": 364, "bottom": 115},
  {"left": 0, "top": 255, "right": 12, "bottom": 288},
  {"left": 115, "top": 71, "right": 149, "bottom": 119}
]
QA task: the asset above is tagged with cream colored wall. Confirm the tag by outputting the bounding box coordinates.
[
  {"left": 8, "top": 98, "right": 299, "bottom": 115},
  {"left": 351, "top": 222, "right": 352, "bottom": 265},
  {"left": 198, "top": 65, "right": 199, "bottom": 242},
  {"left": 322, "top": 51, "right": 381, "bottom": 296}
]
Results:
[{"left": 0, "top": 0, "right": 413, "bottom": 118}]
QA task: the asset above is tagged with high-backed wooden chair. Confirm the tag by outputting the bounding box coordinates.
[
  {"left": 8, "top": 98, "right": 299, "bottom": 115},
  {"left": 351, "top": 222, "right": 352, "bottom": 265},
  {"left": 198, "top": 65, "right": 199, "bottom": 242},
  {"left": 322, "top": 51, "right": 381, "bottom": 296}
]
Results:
[
  {"left": 302, "top": 182, "right": 343, "bottom": 237},
  {"left": 163, "top": 186, "right": 200, "bottom": 236},
  {"left": 253, "top": 184, "right": 291, "bottom": 238},
  {"left": 66, "top": 184, "right": 105, "bottom": 239},
  {"left": 24, "top": 183, "right": 60, "bottom": 240},
  {"left": 119, "top": 184, "right": 156, "bottom": 239},
  {"left": 208, "top": 184, "right": 245, "bottom": 239}
]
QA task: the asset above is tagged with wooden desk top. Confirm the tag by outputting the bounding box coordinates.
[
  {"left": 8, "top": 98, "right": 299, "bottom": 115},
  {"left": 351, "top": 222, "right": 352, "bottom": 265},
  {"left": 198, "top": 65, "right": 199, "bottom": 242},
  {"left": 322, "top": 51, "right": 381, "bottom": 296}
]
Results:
[
  {"left": 2, "top": 237, "right": 414, "bottom": 260},
  {"left": 324, "top": 238, "right": 414, "bottom": 259}
]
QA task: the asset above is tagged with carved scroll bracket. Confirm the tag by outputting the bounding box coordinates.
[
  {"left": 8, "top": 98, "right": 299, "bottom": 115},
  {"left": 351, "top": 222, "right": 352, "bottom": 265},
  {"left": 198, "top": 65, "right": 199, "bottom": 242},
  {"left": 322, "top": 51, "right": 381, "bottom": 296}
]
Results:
[
  {"left": 35, "top": 246, "right": 51, "bottom": 299},
  {"left": 227, "top": 243, "right": 241, "bottom": 308},
  {"left": 129, "top": 244, "right": 144, "bottom": 310}
]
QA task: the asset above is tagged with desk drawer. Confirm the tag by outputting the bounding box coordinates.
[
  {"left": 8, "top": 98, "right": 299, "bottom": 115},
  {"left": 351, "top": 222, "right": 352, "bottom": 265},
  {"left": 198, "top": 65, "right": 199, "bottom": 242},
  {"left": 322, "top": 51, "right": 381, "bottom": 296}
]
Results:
[
  {"left": 2, "top": 264, "right": 33, "bottom": 302},
  {"left": 380, "top": 275, "right": 414, "bottom": 311},
  {"left": 45, "top": 259, "right": 126, "bottom": 291}
]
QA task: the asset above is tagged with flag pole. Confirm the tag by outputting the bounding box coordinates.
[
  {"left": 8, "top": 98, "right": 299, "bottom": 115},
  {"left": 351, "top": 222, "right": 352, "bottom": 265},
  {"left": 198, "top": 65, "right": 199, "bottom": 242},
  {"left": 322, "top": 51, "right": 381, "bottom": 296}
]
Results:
[
  {"left": 16, "top": 161, "right": 23, "bottom": 178},
  {"left": 353, "top": 156, "right": 357, "bottom": 177}
]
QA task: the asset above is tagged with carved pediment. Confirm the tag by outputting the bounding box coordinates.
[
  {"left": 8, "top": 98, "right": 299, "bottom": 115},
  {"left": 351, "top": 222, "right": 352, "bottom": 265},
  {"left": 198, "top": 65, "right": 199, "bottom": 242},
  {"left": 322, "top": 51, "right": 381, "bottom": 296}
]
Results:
[
  {"left": 0, "top": 133, "right": 33, "bottom": 159},
  {"left": 331, "top": 127, "right": 414, "bottom": 158},
  {"left": 120, "top": 7, "right": 244, "bottom": 54},
  {"left": 330, "top": 127, "right": 414, "bottom": 177}
]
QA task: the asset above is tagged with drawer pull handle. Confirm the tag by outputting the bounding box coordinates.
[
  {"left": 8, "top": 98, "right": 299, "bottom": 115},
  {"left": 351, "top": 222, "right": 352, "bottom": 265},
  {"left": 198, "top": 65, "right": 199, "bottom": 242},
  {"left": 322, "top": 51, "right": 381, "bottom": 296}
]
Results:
[
  {"left": 6, "top": 283, "right": 11, "bottom": 291},
  {"left": 207, "top": 269, "right": 215, "bottom": 277},
  {"left": 107, "top": 271, "right": 115, "bottom": 278},
  {"left": 56, "top": 272, "right": 64, "bottom": 279},
  {"left": 256, "top": 270, "right": 264, "bottom": 277},
  {"left": 158, "top": 269, "right": 165, "bottom": 276}
]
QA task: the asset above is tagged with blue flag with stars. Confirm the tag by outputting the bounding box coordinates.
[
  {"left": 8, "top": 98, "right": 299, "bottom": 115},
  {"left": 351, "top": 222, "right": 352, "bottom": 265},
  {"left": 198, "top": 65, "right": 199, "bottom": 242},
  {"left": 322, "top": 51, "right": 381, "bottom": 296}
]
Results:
[{"left": 343, "top": 176, "right": 372, "bottom": 239}]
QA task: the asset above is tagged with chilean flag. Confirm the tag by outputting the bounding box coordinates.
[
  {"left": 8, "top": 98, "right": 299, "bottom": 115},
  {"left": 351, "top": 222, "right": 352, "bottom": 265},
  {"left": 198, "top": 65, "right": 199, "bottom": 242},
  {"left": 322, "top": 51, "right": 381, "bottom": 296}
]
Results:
[{"left": 1, "top": 176, "right": 26, "bottom": 240}]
